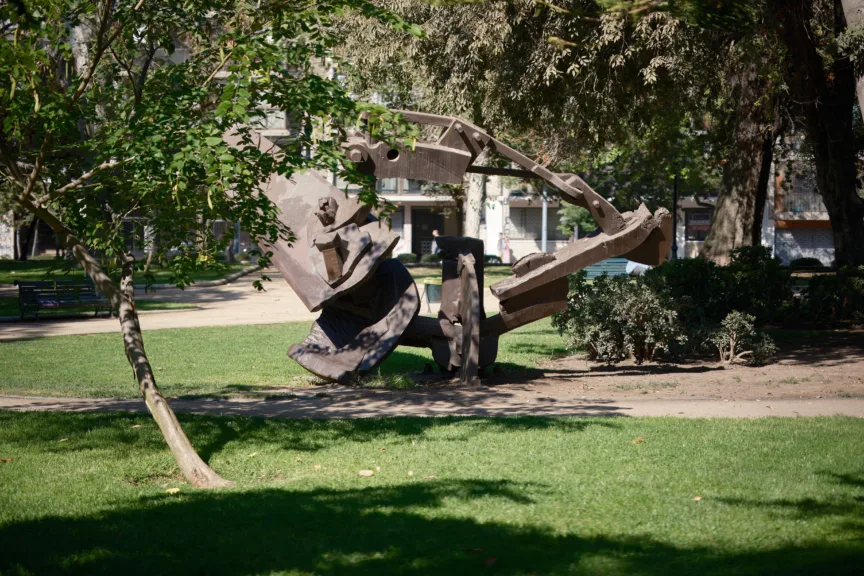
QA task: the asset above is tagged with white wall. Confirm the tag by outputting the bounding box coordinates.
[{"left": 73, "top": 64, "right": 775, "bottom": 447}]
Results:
[
  {"left": 774, "top": 228, "right": 835, "bottom": 265},
  {"left": 0, "top": 212, "right": 13, "bottom": 259},
  {"left": 484, "top": 199, "right": 504, "bottom": 257}
]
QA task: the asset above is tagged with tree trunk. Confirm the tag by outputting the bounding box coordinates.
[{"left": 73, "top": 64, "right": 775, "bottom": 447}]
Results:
[
  {"left": 116, "top": 255, "right": 233, "bottom": 489},
  {"left": 841, "top": 0, "right": 864, "bottom": 112},
  {"left": 701, "top": 63, "right": 778, "bottom": 264},
  {"left": 30, "top": 221, "right": 39, "bottom": 258},
  {"left": 16, "top": 200, "right": 232, "bottom": 488},
  {"left": 751, "top": 132, "right": 775, "bottom": 246},
  {"left": 778, "top": 0, "right": 864, "bottom": 266},
  {"left": 462, "top": 151, "right": 487, "bottom": 239},
  {"left": 12, "top": 213, "right": 19, "bottom": 260}
]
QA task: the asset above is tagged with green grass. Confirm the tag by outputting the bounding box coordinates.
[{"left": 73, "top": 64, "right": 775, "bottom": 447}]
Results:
[
  {"left": 0, "top": 259, "right": 253, "bottom": 285},
  {"left": 408, "top": 265, "right": 514, "bottom": 286},
  {"left": 0, "top": 296, "right": 196, "bottom": 317},
  {"left": 0, "top": 412, "right": 861, "bottom": 574},
  {"left": 0, "top": 319, "right": 566, "bottom": 398}
]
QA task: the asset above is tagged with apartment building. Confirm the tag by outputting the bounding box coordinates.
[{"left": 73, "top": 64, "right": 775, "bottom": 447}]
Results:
[{"left": 672, "top": 165, "right": 835, "bottom": 265}]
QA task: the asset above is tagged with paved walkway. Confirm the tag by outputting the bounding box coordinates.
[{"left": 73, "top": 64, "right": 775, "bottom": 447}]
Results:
[
  {"left": 0, "top": 270, "right": 491, "bottom": 341},
  {"left": 2, "top": 391, "right": 861, "bottom": 418}
]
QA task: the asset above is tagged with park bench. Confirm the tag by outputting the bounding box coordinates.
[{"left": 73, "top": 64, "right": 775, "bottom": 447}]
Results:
[
  {"left": 14, "top": 279, "right": 112, "bottom": 320},
  {"left": 583, "top": 257, "right": 631, "bottom": 279}
]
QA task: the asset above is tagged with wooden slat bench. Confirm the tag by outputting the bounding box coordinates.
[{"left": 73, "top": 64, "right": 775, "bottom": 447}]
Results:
[{"left": 14, "top": 279, "right": 112, "bottom": 320}]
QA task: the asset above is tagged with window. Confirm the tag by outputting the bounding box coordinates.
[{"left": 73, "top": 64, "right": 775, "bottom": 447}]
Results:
[
  {"left": 376, "top": 178, "right": 398, "bottom": 194},
  {"left": 403, "top": 179, "right": 426, "bottom": 194},
  {"left": 507, "top": 207, "right": 568, "bottom": 240},
  {"left": 389, "top": 208, "right": 404, "bottom": 235},
  {"left": 685, "top": 210, "right": 713, "bottom": 241}
]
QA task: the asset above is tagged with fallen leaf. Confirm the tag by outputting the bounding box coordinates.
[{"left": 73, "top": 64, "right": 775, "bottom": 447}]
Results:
[
  {"left": 0, "top": 458, "right": 12, "bottom": 463},
  {"left": 131, "top": 425, "right": 141, "bottom": 429},
  {"left": 248, "top": 452, "right": 258, "bottom": 458},
  {"left": 295, "top": 457, "right": 302, "bottom": 463},
  {"left": 359, "top": 470, "right": 374, "bottom": 477},
  {"left": 380, "top": 448, "right": 386, "bottom": 452},
  {"left": 375, "top": 466, "right": 381, "bottom": 471},
  {"left": 58, "top": 438, "right": 68, "bottom": 442},
  {"left": 313, "top": 465, "right": 322, "bottom": 471},
  {"left": 424, "top": 475, "right": 438, "bottom": 480},
  {"left": 632, "top": 437, "right": 645, "bottom": 444},
  {"left": 166, "top": 488, "right": 181, "bottom": 495},
  {"left": 407, "top": 470, "right": 414, "bottom": 476},
  {"left": 692, "top": 496, "right": 702, "bottom": 502}
]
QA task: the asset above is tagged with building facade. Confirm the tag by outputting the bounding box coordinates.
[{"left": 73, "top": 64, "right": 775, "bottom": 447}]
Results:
[{"left": 672, "top": 165, "right": 835, "bottom": 265}]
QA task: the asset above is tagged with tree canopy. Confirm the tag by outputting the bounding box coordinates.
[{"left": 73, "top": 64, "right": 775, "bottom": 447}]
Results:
[{"left": 0, "top": 0, "right": 415, "bottom": 486}]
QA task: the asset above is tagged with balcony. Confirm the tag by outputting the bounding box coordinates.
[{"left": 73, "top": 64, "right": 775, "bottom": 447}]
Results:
[{"left": 777, "top": 191, "right": 827, "bottom": 215}]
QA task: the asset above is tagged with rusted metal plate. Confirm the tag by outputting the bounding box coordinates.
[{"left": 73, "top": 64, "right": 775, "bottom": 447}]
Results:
[
  {"left": 288, "top": 259, "right": 419, "bottom": 383},
  {"left": 259, "top": 169, "right": 398, "bottom": 312}
]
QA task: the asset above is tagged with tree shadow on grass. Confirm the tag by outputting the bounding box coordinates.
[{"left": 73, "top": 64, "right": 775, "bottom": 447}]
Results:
[
  {"left": 1, "top": 479, "right": 861, "bottom": 575},
  {"left": 0, "top": 411, "right": 620, "bottom": 460},
  {"left": 190, "top": 414, "right": 621, "bottom": 460}
]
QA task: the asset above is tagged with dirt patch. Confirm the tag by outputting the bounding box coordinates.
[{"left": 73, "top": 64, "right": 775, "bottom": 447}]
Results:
[{"left": 484, "top": 329, "right": 864, "bottom": 401}]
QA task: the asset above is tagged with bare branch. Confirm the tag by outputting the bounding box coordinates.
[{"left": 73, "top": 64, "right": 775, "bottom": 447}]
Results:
[
  {"left": 0, "top": 140, "right": 26, "bottom": 185},
  {"left": 17, "top": 136, "right": 52, "bottom": 203},
  {"left": 69, "top": 0, "right": 148, "bottom": 108},
  {"left": 202, "top": 49, "right": 233, "bottom": 88},
  {"left": 135, "top": 42, "right": 158, "bottom": 105},
  {"left": 34, "top": 158, "right": 125, "bottom": 206}
]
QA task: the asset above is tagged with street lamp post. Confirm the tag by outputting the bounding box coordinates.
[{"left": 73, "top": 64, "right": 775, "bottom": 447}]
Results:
[{"left": 670, "top": 171, "right": 679, "bottom": 261}]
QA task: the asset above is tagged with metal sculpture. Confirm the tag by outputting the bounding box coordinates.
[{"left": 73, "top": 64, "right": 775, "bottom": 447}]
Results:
[{"left": 253, "top": 111, "right": 673, "bottom": 385}]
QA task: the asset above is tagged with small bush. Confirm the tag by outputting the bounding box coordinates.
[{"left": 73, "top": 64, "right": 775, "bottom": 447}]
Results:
[
  {"left": 420, "top": 253, "right": 442, "bottom": 264},
  {"left": 804, "top": 265, "right": 864, "bottom": 323},
  {"left": 710, "top": 311, "right": 776, "bottom": 365},
  {"left": 396, "top": 253, "right": 418, "bottom": 264},
  {"left": 643, "top": 258, "right": 732, "bottom": 353},
  {"left": 484, "top": 254, "right": 503, "bottom": 265},
  {"left": 727, "top": 246, "right": 792, "bottom": 321},
  {"left": 553, "top": 272, "right": 684, "bottom": 363},
  {"left": 789, "top": 257, "right": 824, "bottom": 268}
]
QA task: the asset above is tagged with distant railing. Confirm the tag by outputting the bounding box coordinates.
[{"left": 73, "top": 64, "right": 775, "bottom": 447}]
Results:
[{"left": 778, "top": 192, "right": 827, "bottom": 214}]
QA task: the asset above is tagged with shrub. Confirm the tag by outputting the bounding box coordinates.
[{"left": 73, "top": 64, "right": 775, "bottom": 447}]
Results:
[
  {"left": 789, "top": 257, "right": 824, "bottom": 268},
  {"left": 710, "top": 311, "right": 776, "bottom": 365},
  {"left": 553, "top": 272, "right": 684, "bottom": 363},
  {"left": 726, "top": 246, "right": 792, "bottom": 321},
  {"left": 643, "top": 258, "right": 732, "bottom": 353},
  {"left": 396, "top": 253, "right": 418, "bottom": 264},
  {"left": 420, "top": 253, "right": 442, "bottom": 264},
  {"left": 484, "top": 254, "right": 503, "bottom": 265},
  {"left": 804, "top": 265, "right": 864, "bottom": 323}
]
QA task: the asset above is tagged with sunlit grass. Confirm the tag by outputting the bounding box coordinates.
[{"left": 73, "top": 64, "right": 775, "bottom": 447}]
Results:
[{"left": 0, "top": 319, "right": 566, "bottom": 398}]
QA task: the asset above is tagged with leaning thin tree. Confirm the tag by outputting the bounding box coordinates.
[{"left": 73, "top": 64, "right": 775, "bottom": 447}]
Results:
[{"left": 0, "top": 0, "right": 412, "bottom": 487}]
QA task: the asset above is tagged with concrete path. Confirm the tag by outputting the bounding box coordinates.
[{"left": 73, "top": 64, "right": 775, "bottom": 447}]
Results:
[
  {"left": 0, "top": 270, "right": 490, "bottom": 341},
  {"left": 2, "top": 391, "right": 861, "bottom": 419}
]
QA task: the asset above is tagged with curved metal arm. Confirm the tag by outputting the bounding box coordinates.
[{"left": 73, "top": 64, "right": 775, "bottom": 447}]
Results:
[{"left": 343, "top": 110, "right": 626, "bottom": 235}]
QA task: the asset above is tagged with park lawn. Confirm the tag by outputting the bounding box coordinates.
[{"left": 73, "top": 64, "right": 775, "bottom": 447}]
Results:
[
  {"left": 408, "top": 265, "right": 514, "bottom": 286},
  {"left": 0, "top": 259, "right": 254, "bottom": 285},
  {"left": 0, "top": 319, "right": 566, "bottom": 398},
  {"left": 0, "top": 412, "right": 861, "bottom": 575},
  {"left": 0, "top": 296, "right": 196, "bottom": 318}
]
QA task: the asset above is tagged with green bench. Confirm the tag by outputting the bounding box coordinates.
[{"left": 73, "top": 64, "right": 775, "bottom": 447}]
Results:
[{"left": 14, "top": 279, "right": 112, "bottom": 320}]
